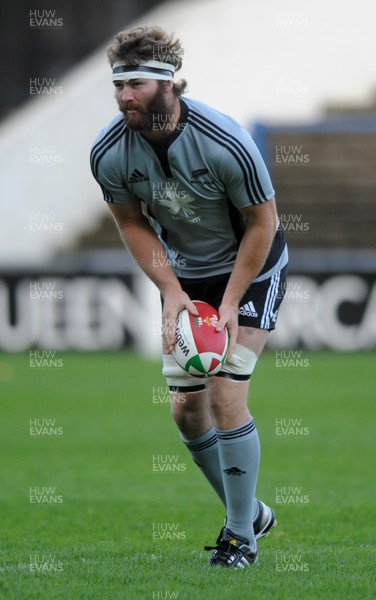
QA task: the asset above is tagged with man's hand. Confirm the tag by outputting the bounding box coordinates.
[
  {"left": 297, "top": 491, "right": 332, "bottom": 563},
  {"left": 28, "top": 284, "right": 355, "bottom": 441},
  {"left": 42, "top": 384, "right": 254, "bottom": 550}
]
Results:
[
  {"left": 215, "top": 303, "right": 238, "bottom": 360},
  {"left": 162, "top": 289, "right": 198, "bottom": 354}
]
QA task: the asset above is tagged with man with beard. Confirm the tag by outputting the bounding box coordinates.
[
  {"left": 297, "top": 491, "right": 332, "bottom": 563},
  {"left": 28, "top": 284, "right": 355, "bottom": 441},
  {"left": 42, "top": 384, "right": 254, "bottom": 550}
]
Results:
[{"left": 90, "top": 25, "right": 288, "bottom": 569}]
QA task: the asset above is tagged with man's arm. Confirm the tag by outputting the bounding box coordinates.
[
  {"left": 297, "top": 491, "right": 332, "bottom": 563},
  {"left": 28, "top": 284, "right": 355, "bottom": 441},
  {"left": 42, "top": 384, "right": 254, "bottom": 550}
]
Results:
[
  {"left": 108, "top": 201, "right": 197, "bottom": 352},
  {"left": 216, "top": 199, "right": 278, "bottom": 355}
]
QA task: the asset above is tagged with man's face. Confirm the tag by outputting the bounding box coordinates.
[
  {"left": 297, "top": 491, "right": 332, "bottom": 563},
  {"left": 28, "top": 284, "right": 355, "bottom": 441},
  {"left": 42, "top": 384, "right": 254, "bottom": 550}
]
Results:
[{"left": 114, "top": 78, "right": 171, "bottom": 131}]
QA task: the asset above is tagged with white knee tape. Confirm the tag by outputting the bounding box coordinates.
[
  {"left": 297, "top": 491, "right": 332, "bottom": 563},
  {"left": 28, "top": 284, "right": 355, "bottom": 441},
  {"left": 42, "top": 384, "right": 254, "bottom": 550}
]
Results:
[
  {"left": 220, "top": 344, "right": 258, "bottom": 377},
  {"left": 162, "top": 354, "right": 207, "bottom": 391}
]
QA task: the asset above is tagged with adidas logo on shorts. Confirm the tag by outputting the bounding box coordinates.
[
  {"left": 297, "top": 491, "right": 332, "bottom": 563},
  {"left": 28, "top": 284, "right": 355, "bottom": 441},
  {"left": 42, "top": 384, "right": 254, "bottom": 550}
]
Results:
[{"left": 239, "top": 301, "right": 258, "bottom": 318}]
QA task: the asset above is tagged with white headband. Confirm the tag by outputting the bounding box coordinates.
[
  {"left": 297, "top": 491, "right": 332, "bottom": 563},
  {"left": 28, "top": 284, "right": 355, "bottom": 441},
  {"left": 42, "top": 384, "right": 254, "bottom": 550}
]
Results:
[{"left": 112, "top": 60, "right": 175, "bottom": 82}]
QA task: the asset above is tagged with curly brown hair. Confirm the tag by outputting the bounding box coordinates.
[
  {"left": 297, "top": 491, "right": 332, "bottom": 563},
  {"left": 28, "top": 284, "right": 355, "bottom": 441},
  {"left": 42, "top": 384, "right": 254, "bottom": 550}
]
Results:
[{"left": 107, "top": 25, "right": 187, "bottom": 97}]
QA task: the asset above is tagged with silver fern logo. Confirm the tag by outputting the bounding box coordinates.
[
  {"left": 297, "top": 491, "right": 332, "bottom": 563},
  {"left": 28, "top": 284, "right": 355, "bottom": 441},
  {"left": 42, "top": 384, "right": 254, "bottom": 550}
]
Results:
[{"left": 152, "top": 182, "right": 198, "bottom": 220}]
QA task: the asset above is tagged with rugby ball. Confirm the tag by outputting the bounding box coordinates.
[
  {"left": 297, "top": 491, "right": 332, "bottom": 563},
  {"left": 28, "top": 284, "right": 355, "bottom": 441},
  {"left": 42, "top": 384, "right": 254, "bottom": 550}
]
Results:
[{"left": 172, "top": 301, "right": 229, "bottom": 377}]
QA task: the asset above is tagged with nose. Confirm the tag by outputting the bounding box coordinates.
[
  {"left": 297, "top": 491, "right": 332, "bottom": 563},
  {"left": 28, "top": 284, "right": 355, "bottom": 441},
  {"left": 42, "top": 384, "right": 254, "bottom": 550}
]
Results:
[{"left": 120, "top": 85, "right": 134, "bottom": 103}]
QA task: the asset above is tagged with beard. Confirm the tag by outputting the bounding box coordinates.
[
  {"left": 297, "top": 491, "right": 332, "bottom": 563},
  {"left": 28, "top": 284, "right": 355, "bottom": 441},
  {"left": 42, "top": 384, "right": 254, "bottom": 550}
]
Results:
[{"left": 119, "top": 85, "right": 172, "bottom": 132}]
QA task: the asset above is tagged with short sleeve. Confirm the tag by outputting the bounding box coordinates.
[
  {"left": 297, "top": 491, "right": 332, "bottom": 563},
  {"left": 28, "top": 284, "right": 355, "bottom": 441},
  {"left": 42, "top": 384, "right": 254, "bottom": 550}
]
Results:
[
  {"left": 219, "top": 125, "right": 275, "bottom": 208},
  {"left": 90, "top": 122, "right": 137, "bottom": 204},
  {"left": 91, "top": 150, "right": 137, "bottom": 204}
]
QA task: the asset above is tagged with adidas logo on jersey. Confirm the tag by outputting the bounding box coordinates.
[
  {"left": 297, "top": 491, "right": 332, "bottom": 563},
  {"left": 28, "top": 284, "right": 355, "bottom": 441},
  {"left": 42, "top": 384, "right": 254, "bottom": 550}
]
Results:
[
  {"left": 239, "top": 301, "right": 258, "bottom": 318},
  {"left": 127, "top": 169, "right": 149, "bottom": 183}
]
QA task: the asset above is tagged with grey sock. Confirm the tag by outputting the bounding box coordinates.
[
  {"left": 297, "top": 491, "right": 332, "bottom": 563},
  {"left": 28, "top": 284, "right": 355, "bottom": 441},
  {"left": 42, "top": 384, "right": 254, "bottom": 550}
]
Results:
[
  {"left": 216, "top": 418, "right": 260, "bottom": 549},
  {"left": 182, "top": 427, "right": 226, "bottom": 506},
  {"left": 182, "top": 426, "right": 260, "bottom": 524}
]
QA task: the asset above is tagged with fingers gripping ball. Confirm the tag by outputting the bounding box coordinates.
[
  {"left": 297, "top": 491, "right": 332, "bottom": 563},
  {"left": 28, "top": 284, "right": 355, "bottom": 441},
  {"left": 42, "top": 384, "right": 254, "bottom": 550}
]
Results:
[{"left": 172, "top": 301, "right": 229, "bottom": 377}]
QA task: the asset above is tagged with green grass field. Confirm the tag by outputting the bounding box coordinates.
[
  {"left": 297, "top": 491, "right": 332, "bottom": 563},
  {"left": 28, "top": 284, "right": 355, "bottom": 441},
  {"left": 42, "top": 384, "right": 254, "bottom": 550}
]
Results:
[{"left": 0, "top": 351, "right": 375, "bottom": 600}]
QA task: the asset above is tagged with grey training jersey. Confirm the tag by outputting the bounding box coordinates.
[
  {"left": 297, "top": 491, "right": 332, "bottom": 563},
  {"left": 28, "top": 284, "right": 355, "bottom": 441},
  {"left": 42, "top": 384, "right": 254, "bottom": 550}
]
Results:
[{"left": 91, "top": 97, "right": 287, "bottom": 279}]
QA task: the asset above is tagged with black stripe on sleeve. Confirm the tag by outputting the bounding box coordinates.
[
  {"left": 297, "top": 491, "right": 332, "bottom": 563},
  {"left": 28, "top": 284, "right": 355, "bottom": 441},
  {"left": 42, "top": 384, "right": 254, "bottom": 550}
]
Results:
[
  {"left": 188, "top": 110, "right": 268, "bottom": 204},
  {"left": 90, "top": 120, "right": 126, "bottom": 179}
]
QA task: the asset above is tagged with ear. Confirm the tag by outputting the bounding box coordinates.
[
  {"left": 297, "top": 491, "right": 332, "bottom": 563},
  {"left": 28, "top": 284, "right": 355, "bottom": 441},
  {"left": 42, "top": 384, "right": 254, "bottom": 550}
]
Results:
[{"left": 162, "top": 80, "right": 174, "bottom": 94}]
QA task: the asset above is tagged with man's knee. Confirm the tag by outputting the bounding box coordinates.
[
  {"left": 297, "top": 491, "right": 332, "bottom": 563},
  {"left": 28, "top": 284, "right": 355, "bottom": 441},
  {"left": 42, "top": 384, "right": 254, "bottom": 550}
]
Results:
[{"left": 162, "top": 353, "right": 207, "bottom": 422}]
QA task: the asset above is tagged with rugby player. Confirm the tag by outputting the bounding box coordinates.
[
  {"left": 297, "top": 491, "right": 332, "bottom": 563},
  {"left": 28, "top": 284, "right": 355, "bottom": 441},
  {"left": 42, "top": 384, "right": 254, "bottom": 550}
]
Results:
[{"left": 91, "top": 25, "right": 288, "bottom": 569}]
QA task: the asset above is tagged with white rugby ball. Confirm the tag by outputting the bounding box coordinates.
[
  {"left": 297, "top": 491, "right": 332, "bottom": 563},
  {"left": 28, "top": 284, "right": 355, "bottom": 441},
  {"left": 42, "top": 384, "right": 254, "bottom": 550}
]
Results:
[{"left": 172, "top": 301, "right": 229, "bottom": 377}]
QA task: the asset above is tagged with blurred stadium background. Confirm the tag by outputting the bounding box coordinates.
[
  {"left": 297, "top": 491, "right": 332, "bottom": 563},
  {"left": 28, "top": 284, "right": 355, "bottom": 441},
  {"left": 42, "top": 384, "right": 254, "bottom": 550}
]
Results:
[{"left": 0, "top": 0, "right": 375, "bottom": 357}]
